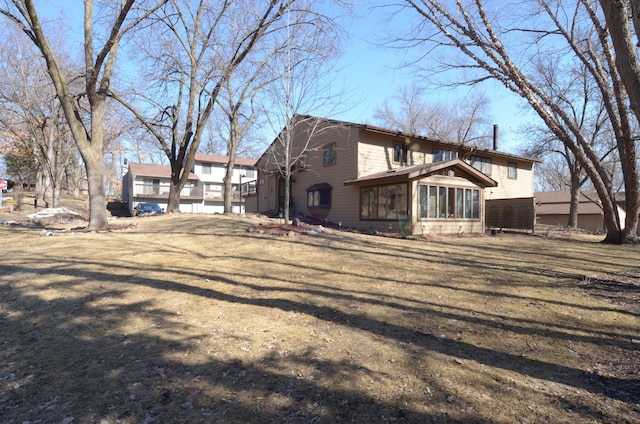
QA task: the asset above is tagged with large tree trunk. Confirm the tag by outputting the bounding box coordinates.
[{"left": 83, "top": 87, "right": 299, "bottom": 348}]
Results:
[
  {"left": 80, "top": 105, "right": 109, "bottom": 229},
  {"left": 167, "top": 169, "right": 182, "bottom": 213},
  {"left": 599, "top": 0, "right": 640, "bottom": 243},
  {"left": 83, "top": 148, "right": 108, "bottom": 228}
]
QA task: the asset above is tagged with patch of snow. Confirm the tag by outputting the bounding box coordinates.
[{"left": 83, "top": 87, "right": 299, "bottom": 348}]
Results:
[{"left": 27, "top": 208, "right": 82, "bottom": 219}]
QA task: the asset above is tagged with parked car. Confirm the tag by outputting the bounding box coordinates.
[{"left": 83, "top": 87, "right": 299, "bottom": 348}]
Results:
[{"left": 134, "top": 202, "right": 164, "bottom": 217}]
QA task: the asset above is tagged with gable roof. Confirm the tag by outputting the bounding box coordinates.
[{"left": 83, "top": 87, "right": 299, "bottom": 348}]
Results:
[
  {"left": 257, "top": 114, "right": 540, "bottom": 167},
  {"left": 535, "top": 191, "right": 604, "bottom": 215},
  {"left": 127, "top": 163, "right": 199, "bottom": 180},
  {"left": 194, "top": 153, "right": 257, "bottom": 167},
  {"left": 344, "top": 159, "right": 498, "bottom": 187}
]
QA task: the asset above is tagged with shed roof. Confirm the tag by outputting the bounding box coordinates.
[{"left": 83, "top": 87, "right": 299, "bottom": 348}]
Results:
[{"left": 344, "top": 159, "right": 498, "bottom": 188}]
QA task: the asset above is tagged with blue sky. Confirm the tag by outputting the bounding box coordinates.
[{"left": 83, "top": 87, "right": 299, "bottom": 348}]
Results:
[
  {"left": 4, "top": 0, "right": 534, "bottom": 170},
  {"left": 40, "top": 0, "right": 536, "bottom": 154},
  {"left": 328, "top": 1, "right": 535, "bottom": 154}
]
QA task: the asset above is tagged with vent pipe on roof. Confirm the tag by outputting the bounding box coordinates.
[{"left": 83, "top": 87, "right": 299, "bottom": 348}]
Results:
[{"left": 493, "top": 124, "right": 498, "bottom": 151}]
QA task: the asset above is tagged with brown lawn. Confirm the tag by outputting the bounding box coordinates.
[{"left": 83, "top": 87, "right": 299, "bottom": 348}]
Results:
[{"left": 0, "top": 210, "right": 638, "bottom": 423}]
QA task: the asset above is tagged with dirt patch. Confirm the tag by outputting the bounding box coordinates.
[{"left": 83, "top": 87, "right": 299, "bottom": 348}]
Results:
[{"left": 579, "top": 272, "right": 640, "bottom": 317}]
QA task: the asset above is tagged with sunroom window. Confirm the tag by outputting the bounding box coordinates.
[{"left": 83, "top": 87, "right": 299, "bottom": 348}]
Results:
[
  {"left": 360, "top": 184, "right": 408, "bottom": 220},
  {"left": 419, "top": 185, "right": 479, "bottom": 219}
]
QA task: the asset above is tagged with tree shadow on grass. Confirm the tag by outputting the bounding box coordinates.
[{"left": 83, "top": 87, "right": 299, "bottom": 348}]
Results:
[
  {"left": 0, "top": 281, "right": 466, "bottom": 423},
  {"left": 2, "top": 223, "right": 639, "bottom": 423},
  {"left": 2, "top": 254, "right": 639, "bottom": 423}
]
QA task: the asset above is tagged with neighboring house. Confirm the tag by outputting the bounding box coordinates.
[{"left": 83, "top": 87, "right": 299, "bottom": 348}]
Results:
[
  {"left": 256, "top": 115, "right": 540, "bottom": 235},
  {"left": 535, "top": 190, "right": 628, "bottom": 233},
  {"left": 122, "top": 154, "right": 257, "bottom": 215}
]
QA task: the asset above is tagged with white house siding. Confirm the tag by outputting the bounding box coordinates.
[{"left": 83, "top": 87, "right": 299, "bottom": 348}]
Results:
[{"left": 123, "top": 156, "right": 257, "bottom": 215}]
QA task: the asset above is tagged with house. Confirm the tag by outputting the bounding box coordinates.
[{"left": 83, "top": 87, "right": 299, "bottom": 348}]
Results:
[
  {"left": 122, "top": 153, "right": 257, "bottom": 215},
  {"left": 535, "top": 190, "right": 627, "bottom": 233},
  {"left": 255, "top": 115, "right": 540, "bottom": 235}
]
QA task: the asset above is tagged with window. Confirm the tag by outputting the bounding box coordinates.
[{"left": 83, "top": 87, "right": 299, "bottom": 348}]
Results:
[
  {"left": 508, "top": 162, "right": 517, "bottom": 179},
  {"left": 297, "top": 154, "right": 309, "bottom": 169},
  {"left": 360, "top": 184, "right": 408, "bottom": 220},
  {"left": 470, "top": 155, "right": 492, "bottom": 175},
  {"left": 393, "top": 142, "right": 408, "bottom": 165},
  {"left": 152, "top": 178, "right": 160, "bottom": 195},
  {"left": 323, "top": 144, "right": 336, "bottom": 165},
  {"left": 419, "top": 185, "right": 480, "bottom": 220},
  {"left": 433, "top": 149, "right": 458, "bottom": 162},
  {"left": 201, "top": 163, "right": 212, "bottom": 174},
  {"left": 244, "top": 168, "right": 256, "bottom": 178},
  {"left": 307, "top": 183, "right": 332, "bottom": 208}
]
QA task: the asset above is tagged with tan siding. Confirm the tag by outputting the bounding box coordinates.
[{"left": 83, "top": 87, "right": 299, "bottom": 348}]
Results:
[
  {"left": 256, "top": 116, "right": 538, "bottom": 234},
  {"left": 289, "top": 125, "right": 360, "bottom": 226},
  {"left": 357, "top": 132, "right": 431, "bottom": 177},
  {"left": 483, "top": 158, "right": 534, "bottom": 199},
  {"left": 410, "top": 176, "right": 486, "bottom": 235}
]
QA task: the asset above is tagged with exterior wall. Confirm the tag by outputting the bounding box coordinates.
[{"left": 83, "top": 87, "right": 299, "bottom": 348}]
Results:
[
  {"left": 122, "top": 171, "right": 133, "bottom": 207},
  {"left": 289, "top": 125, "right": 361, "bottom": 227},
  {"left": 474, "top": 156, "right": 534, "bottom": 200},
  {"left": 410, "top": 175, "right": 485, "bottom": 236},
  {"left": 537, "top": 213, "right": 604, "bottom": 232},
  {"left": 256, "top": 117, "right": 537, "bottom": 234},
  {"left": 124, "top": 158, "right": 257, "bottom": 215},
  {"left": 357, "top": 132, "right": 431, "bottom": 177}
]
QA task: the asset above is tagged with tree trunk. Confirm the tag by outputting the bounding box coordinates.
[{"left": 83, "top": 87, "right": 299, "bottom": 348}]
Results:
[
  {"left": 599, "top": 0, "right": 640, "bottom": 243},
  {"left": 567, "top": 160, "right": 580, "bottom": 229},
  {"left": 223, "top": 118, "right": 240, "bottom": 214},
  {"left": 568, "top": 183, "right": 579, "bottom": 229},
  {"left": 82, "top": 147, "right": 108, "bottom": 229},
  {"left": 167, "top": 168, "right": 182, "bottom": 213},
  {"left": 80, "top": 101, "right": 109, "bottom": 230},
  {"left": 284, "top": 172, "right": 291, "bottom": 224}
]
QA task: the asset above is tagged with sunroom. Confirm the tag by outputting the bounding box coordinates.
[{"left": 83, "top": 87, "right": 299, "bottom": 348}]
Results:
[{"left": 344, "top": 159, "right": 498, "bottom": 235}]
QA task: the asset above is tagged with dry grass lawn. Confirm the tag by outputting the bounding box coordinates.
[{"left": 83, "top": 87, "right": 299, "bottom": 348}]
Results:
[{"left": 0, "top": 209, "right": 639, "bottom": 423}]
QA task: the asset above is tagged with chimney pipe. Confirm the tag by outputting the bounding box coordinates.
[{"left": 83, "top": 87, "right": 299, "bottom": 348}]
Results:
[{"left": 493, "top": 124, "right": 498, "bottom": 150}]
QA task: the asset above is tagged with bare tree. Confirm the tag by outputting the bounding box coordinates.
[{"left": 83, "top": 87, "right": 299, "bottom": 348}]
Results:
[
  {"left": 396, "top": 0, "right": 639, "bottom": 243},
  {"left": 521, "top": 56, "right": 619, "bottom": 228},
  {"left": 0, "top": 25, "right": 75, "bottom": 208},
  {"left": 0, "top": 0, "right": 167, "bottom": 229},
  {"left": 259, "top": 4, "right": 346, "bottom": 224},
  {"left": 111, "top": 0, "right": 307, "bottom": 213},
  {"left": 374, "top": 84, "right": 493, "bottom": 147},
  {"left": 214, "top": 33, "right": 284, "bottom": 213}
]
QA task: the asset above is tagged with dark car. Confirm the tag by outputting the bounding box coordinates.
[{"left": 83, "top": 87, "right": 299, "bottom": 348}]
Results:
[{"left": 134, "top": 202, "right": 165, "bottom": 216}]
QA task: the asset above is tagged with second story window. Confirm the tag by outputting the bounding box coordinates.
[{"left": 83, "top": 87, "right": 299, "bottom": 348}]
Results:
[
  {"left": 324, "top": 143, "right": 336, "bottom": 166},
  {"left": 508, "top": 162, "right": 517, "bottom": 179},
  {"left": 433, "top": 149, "right": 458, "bottom": 163},
  {"left": 471, "top": 155, "right": 492, "bottom": 175},
  {"left": 201, "top": 163, "right": 212, "bottom": 174},
  {"left": 393, "top": 142, "right": 408, "bottom": 165}
]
